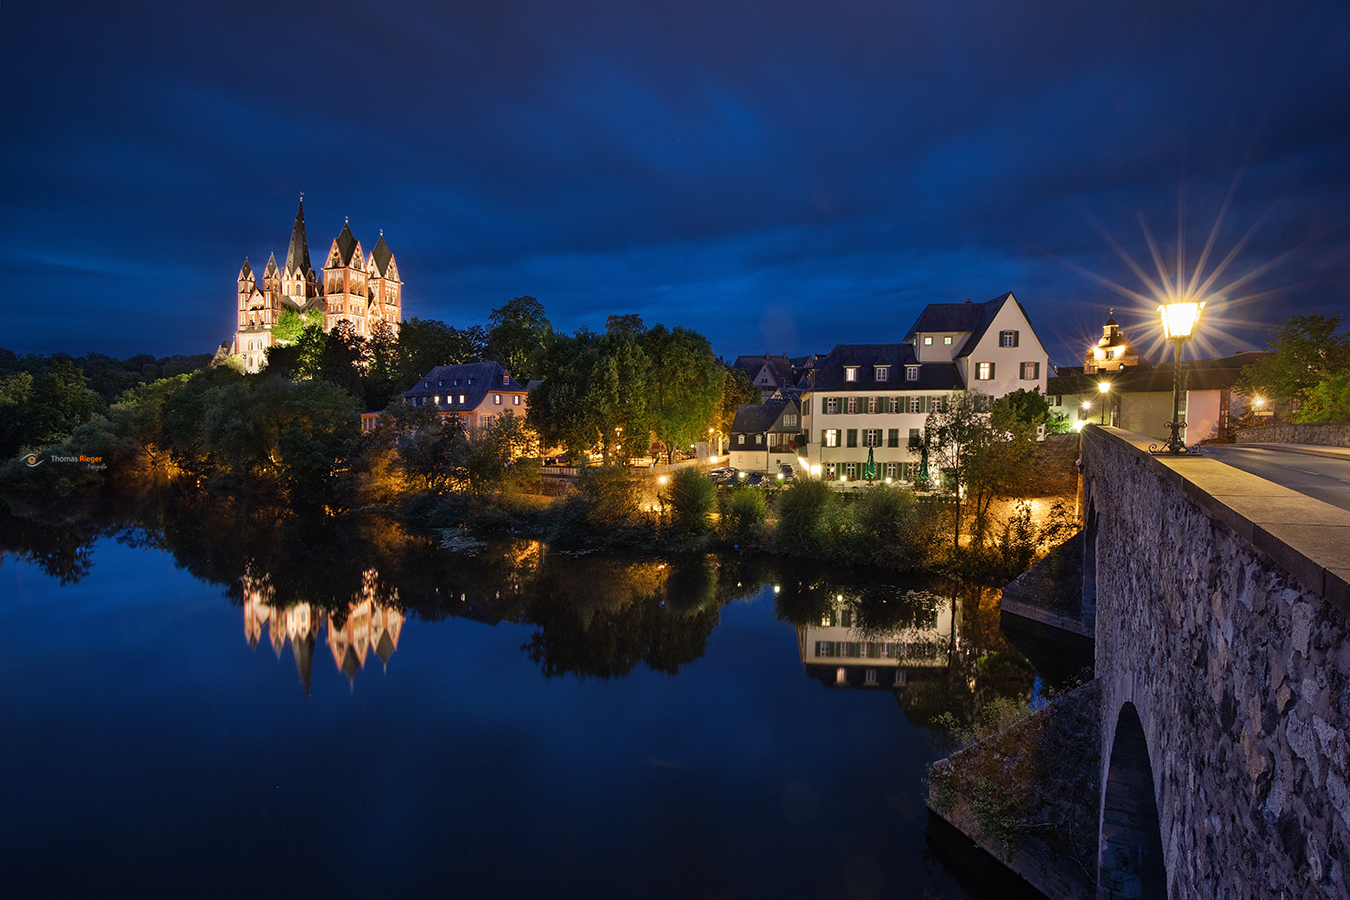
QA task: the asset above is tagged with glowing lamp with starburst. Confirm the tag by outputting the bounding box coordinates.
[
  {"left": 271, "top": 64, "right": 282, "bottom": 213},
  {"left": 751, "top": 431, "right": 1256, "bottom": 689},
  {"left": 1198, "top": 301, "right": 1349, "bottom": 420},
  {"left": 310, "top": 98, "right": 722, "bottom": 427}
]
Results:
[{"left": 1158, "top": 297, "right": 1204, "bottom": 342}]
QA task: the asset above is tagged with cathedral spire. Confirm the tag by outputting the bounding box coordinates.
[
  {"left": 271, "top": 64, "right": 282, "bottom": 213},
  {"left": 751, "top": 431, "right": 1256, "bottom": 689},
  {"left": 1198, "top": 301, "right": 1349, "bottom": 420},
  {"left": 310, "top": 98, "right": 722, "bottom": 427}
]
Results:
[{"left": 284, "top": 197, "right": 312, "bottom": 276}]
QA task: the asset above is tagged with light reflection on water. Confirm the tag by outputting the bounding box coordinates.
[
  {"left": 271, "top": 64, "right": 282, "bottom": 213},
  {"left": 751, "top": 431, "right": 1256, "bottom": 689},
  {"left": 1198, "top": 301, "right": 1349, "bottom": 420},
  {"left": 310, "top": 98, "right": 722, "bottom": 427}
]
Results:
[{"left": 1, "top": 507, "right": 1084, "bottom": 898}]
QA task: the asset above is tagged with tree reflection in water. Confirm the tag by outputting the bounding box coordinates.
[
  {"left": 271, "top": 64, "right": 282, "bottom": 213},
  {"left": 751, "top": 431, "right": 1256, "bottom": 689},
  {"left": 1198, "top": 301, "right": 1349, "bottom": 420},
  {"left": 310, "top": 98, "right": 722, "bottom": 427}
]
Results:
[{"left": 0, "top": 497, "right": 1059, "bottom": 718}]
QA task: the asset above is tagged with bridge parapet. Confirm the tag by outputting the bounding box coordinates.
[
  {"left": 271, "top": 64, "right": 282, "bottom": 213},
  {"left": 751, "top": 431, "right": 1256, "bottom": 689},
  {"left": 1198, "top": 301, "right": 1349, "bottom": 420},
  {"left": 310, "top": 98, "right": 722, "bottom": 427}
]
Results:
[{"left": 1081, "top": 425, "right": 1350, "bottom": 897}]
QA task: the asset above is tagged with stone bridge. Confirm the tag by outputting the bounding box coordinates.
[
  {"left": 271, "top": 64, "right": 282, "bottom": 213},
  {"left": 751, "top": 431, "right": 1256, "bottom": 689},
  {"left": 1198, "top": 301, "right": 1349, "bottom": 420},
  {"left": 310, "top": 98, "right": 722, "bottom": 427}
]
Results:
[{"left": 1080, "top": 425, "right": 1349, "bottom": 898}]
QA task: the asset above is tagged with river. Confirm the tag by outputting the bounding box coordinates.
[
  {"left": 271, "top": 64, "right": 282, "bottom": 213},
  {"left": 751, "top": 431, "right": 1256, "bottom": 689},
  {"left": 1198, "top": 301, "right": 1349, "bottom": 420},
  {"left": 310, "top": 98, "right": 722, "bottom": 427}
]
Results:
[{"left": 0, "top": 500, "right": 1088, "bottom": 899}]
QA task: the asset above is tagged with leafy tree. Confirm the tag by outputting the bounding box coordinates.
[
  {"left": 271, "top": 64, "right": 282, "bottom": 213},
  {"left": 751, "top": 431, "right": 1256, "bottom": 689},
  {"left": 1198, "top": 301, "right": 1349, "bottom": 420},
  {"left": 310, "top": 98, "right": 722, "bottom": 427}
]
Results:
[
  {"left": 394, "top": 317, "right": 486, "bottom": 391},
  {"left": 990, "top": 388, "right": 1050, "bottom": 429},
  {"left": 718, "top": 487, "right": 767, "bottom": 544},
  {"left": 923, "top": 391, "right": 988, "bottom": 549},
  {"left": 1237, "top": 311, "right": 1350, "bottom": 405},
  {"left": 529, "top": 328, "right": 653, "bottom": 463},
  {"left": 665, "top": 466, "right": 716, "bottom": 536},
  {"left": 463, "top": 411, "right": 537, "bottom": 496},
  {"left": 715, "top": 365, "right": 761, "bottom": 443},
  {"left": 391, "top": 404, "right": 468, "bottom": 493},
  {"left": 644, "top": 325, "right": 724, "bottom": 463},
  {"left": 24, "top": 360, "right": 102, "bottom": 449},
  {"left": 774, "top": 477, "right": 835, "bottom": 557},
  {"left": 1297, "top": 373, "right": 1350, "bottom": 423},
  {"left": 606, "top": 314, "right": 645, "bottom": 334},
  {"left": 484, "top": 296, "right": 551, "bottom": 382},
  {"left": 265, "top": 322, "right": 327, "bottom": 380},
  {"left": 271, "top": 308, "right": 324, "bottom": 345},
  {"left": 315, "top": 319, "right": 366, "bottom": 400}
]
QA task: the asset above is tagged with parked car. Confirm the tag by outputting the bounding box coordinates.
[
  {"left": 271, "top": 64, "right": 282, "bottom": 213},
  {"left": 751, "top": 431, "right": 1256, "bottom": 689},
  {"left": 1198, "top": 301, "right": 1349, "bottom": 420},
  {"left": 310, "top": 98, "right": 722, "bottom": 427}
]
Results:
[
  {"left": 708, "top": 466, "right": 739, "bottom": 483},
  {"left": 544, "top": 455, "right": 574, "bottom": 467}
]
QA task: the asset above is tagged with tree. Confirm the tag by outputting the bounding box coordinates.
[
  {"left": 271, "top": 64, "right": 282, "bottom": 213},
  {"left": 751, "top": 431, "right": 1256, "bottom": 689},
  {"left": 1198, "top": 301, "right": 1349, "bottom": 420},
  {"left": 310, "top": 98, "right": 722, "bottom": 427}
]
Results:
[
  {"left": 715, "top": 365, "right": 761, "bottom": 442},
  {"left": 1297, "top": 373, "right": 1350, "bottom": 423},
  {"left": 390, "top": 404, "right": 468, "bottom": 493},
  {"left": 643, "top": 324, "right": 724, "bottom": 463},
  {"left": 394, "top": 317, "right": 486, "bottom": 391},
  {"left": 923, "top": 391, "right": 988, "bottom": 550},
  {"left": 990, "top": 388, "right": 1050, "bottom": 429},
  {"left": 1237, "top": 311, "right": 1350, "bottom": 406},
  {"left": 484, "top": 296, "right": 552, "bottom": 382},
  {"left": 528, "top": 328, "right": 653, "bottom": 463},
  {"left": 271, "top": 308, "right": 324, "bottom": 345},
  {"left": 606, "top": 314, "right": 645, "bottom": 334}
]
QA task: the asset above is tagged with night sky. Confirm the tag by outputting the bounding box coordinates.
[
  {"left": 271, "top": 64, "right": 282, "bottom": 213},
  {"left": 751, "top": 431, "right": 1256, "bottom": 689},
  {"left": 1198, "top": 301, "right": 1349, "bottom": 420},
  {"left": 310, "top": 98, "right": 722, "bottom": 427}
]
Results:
[{"left": 5, "top": 1, "right": 1349, "bottom": 368}]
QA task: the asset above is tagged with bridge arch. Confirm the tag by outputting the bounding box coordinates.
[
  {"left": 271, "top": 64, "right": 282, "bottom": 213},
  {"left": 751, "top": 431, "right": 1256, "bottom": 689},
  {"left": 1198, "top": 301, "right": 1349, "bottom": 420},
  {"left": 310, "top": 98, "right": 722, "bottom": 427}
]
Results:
[{"left": 1099, "top": 702, "right": 1167, "bottom": 899}]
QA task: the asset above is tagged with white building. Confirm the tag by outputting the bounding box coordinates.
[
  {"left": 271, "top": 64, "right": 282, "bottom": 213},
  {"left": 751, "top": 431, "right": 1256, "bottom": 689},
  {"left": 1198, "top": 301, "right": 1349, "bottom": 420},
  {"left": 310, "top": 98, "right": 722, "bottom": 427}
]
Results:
[{"left": 799, "top": 292, "right": 1050, "bottom": 482}]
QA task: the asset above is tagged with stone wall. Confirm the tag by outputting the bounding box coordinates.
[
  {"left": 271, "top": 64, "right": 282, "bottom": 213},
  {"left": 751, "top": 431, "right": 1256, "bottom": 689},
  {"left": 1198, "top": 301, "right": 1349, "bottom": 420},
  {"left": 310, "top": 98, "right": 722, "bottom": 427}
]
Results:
[
  {"left": 1082, "top": 426, "right": 1350, "bottom": 897},
  {"left": 1236, "top": 422, "right": 1350, "bottom": 446}
]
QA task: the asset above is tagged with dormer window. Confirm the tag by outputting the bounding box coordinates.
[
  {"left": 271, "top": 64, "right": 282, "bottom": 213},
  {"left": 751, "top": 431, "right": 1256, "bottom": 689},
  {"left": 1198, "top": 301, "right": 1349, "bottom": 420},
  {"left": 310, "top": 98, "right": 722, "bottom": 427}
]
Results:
[
  {"left": 453, "top": 378, "right": 460, "bottom": 386},
  {"left": 875, "top": 366, "right": 889, "bottom": 381},
  {"left": 437, "top": 379, "right": 444, "bottom": 387},
  {"left": 458, "top": 393, "right": 466, "bottom": 404},
  {"left": 844, "top": 367, "right": 858, "bottom": 382},
  {"left": 944, "top": 336, "right": 953, "bottom": 345},
  {"left": 923, "top": 337, "right": 932, "bottom": 346},
  {"left": 906, "top": 366, "right": 919, "bottom": 381},
  {"left": 502, "top": 374, "right": 510, "bottom": 385}
]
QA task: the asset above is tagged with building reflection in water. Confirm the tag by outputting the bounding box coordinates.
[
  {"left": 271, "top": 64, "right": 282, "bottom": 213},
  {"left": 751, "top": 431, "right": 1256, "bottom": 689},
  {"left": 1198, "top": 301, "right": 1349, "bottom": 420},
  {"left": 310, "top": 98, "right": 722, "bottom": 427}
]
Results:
[
  {"left": 242, "top": 566, "right": 404, "bottom": 693},
  {"left": 796, "top": 592, "right": 954, "bottom": 690}
]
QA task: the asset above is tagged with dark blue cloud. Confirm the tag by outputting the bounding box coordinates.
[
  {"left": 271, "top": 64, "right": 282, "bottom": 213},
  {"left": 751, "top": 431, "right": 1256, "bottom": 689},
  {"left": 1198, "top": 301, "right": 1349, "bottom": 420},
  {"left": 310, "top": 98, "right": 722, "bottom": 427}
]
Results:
[{"left": 3, "top": 0, "right": 1348, "bottom": 366}]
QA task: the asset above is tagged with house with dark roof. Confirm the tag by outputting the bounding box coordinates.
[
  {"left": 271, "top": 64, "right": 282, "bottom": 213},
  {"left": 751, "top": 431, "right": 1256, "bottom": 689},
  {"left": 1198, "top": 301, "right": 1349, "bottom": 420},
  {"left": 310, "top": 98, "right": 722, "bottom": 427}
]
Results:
[
  {"left": 731, "top": 353, "right": 798, "bottom": 400},
  {"left": 800, "top": 343, "right": 964, "bottom": 482},
  {"left": 1048, "top": 350, "right": 1271, "bottom": 443},
  {"left": 403, "top": 361, "right": 529, "bottom": 430},
  {"left": 728, "top": 398, "right": 801, "bottom": 472},
  {"left": 904, "top": 292, "right": 1049, "bottom": 398},
  {"left": 795, "top": 292, "right": 1051, "bottom": 483}
]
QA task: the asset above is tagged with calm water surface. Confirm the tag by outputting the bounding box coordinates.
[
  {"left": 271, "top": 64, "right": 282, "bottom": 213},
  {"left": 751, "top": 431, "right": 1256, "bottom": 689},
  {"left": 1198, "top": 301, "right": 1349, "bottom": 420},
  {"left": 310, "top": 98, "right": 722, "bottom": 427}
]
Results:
[{"left": 1, "top": 508, "right": 1081, "bottom": 899}]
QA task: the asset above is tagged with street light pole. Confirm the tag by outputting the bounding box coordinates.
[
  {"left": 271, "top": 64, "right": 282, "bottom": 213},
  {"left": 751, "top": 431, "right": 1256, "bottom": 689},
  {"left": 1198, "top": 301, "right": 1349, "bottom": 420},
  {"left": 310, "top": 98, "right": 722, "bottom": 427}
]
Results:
[{"left": 1153, "top": 298, "right": 1204, "bottom": 455}]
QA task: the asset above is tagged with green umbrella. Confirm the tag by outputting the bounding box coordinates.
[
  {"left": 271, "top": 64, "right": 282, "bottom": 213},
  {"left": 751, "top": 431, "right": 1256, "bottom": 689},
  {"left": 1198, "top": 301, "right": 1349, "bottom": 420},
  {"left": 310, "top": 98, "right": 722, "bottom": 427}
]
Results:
[{"left": 864, "top": 445, "right": 876, "bottom": 481}]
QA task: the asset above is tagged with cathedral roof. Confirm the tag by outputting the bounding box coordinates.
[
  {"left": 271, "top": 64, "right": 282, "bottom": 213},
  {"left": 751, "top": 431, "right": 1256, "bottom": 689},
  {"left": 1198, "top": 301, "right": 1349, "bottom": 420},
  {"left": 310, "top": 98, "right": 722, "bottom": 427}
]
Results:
[
  {"left": 264, "top": 253, "right": 278, "bottom": 276},
  {"left": 284, "top": 198, "right": 313, "bottom": 276},
  {"left": 334, "top": 221, "right": 360, "bottom": 266},
  {"left": 369, "top": 233, "right": 394, "bottom": 276},
  {"left": 238, "top": 258, "right": 253, "bottom": 280}
]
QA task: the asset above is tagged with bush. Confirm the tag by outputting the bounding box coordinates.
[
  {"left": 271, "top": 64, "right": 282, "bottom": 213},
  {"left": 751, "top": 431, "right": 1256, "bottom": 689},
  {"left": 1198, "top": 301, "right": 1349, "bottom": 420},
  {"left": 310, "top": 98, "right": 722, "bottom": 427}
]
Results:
[
  {"left": 773, "top": 477, "right": 835, "bottom": 557},
  {"left": 577, "top": 465, "right": 645, "bottom": 529},
  {"left": 851, "top": 484, "right": 943, "bottom": 570},
  {"left": 666, "top": 467, "right": 715, "bottom": 536},
  {"left": 1297, "top": 373, "right": 1350, "bottom": 423},
  {"left": 718, "top": 486, "right": 766, "bottom": 544}
]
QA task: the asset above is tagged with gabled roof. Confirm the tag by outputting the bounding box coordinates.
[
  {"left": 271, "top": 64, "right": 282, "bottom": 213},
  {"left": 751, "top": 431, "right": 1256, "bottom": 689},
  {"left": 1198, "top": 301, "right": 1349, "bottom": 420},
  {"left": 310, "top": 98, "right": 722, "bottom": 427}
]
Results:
[
  {"left": 369, "top": 233, "right": 394, "bottom": 276},
  {"left": 731, "top": 353, "right": 795, "bottom": 388},
  {"left": 731, "top": 399, "right": 796, "bottom": 434},
  {"left": 404, "top": 361, "right": 528, "bottom": 410},
  {"left": 264, "top": 253, "right": 278, "bottom": 277},
  {"left": 333, "top": 221, "right": 361, "bottom": 267},
  {"left": 238, "top": 258, "right": 253, "bottom": 280},
  {"left": 807, "top": 344, "right": 963, "bottom": 392},
  {"left": 284, "top": 198, "right": 312, "bottom": 276},
  {"left": 905, "top": 292, "right": 1028, "bottom": 359}
]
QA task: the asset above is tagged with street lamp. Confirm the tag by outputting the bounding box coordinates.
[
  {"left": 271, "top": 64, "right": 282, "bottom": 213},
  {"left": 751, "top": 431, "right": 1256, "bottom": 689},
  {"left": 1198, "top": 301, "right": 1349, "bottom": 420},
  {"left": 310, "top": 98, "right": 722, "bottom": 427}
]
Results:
[
  {"left": 1154, "top": 297, "right": 1205, "bottom": 454},
  {"left": 1098, "top": 381, "right": 1110, "bottom": 425}
]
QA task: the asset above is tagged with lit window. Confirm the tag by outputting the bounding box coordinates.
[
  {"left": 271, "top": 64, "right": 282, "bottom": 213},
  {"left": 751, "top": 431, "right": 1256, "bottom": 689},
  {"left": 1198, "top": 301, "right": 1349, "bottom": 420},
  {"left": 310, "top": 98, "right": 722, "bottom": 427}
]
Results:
[
  {"left": 494, "top": 394, "right": 502, "bottom": 405},
  {"left": 944, "top": 336, "right": 953, "bottom": 345},
  {"left": 459, "top": 394, "right": 466, "bottom": 403},
  {"left": 513, "top": 395, "right": 521, "bottom": 405},
  {"left": 977, "top": 362, "right": 993, "bottom": 380},
  {"left": 1020, "top": 362, "right": 1040, "bottom": 379},
  {"left": 906, "top": 366, "right": 919, "bottom": 381},
  {"left": 845, "top": 367, "right": 858, "bottom": 382},
  {"left": 825, "top": 430, "right": 839, "bottom": 447},
  {"left": 923, "top": 337, "right": 932, "bottom": 346}
]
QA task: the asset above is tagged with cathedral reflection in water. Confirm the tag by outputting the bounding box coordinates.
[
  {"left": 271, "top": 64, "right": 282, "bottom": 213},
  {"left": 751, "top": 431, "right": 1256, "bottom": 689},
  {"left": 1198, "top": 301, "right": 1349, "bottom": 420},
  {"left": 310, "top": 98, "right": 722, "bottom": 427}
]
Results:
[{"left": 241, "top": 567, "right": 404, "bottom": 692}]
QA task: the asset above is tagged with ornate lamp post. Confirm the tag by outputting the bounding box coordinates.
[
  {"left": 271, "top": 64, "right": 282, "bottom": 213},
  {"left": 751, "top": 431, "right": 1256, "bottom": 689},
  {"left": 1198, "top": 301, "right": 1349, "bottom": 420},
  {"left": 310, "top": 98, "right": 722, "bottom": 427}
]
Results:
[
  {"left": 1098, "top": 381, "right": 1111, "bottom": 425},
  {"left": 1153, "top": 297, "right": 1205, "bottom": 454}
]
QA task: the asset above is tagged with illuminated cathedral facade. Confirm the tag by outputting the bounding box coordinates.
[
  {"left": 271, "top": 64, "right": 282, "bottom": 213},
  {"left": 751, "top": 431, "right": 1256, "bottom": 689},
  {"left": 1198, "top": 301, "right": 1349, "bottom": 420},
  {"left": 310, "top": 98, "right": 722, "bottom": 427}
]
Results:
[{"left": 230, "top": 198, "right": 404, "bottom": 373}]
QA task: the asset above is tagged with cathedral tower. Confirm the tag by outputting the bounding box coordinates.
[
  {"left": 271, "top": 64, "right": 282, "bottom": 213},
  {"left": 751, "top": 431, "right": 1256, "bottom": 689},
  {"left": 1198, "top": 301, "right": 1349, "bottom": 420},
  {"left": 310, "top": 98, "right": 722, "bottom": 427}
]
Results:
[{"left": 323, "top": 220, "right": 368, "bottom": 335}]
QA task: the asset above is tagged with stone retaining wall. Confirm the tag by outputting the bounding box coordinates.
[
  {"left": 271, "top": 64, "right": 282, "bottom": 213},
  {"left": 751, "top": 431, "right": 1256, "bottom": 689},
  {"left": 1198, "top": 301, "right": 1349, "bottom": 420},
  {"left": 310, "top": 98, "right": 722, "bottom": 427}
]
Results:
[
  {"left": 1082, "top": 425, "right": 1350, "bottom": 897},
  {"left": 1236, "top": 422, "right": 1350, "bottom": 446}
]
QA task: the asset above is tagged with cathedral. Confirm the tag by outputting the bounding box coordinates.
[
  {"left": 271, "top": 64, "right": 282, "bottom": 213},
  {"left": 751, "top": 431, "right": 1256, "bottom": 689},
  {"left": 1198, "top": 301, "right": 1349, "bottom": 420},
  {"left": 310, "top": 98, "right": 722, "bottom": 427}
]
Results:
[{"left": 229, "top": 198, "right": 404, "bottom": 373}]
